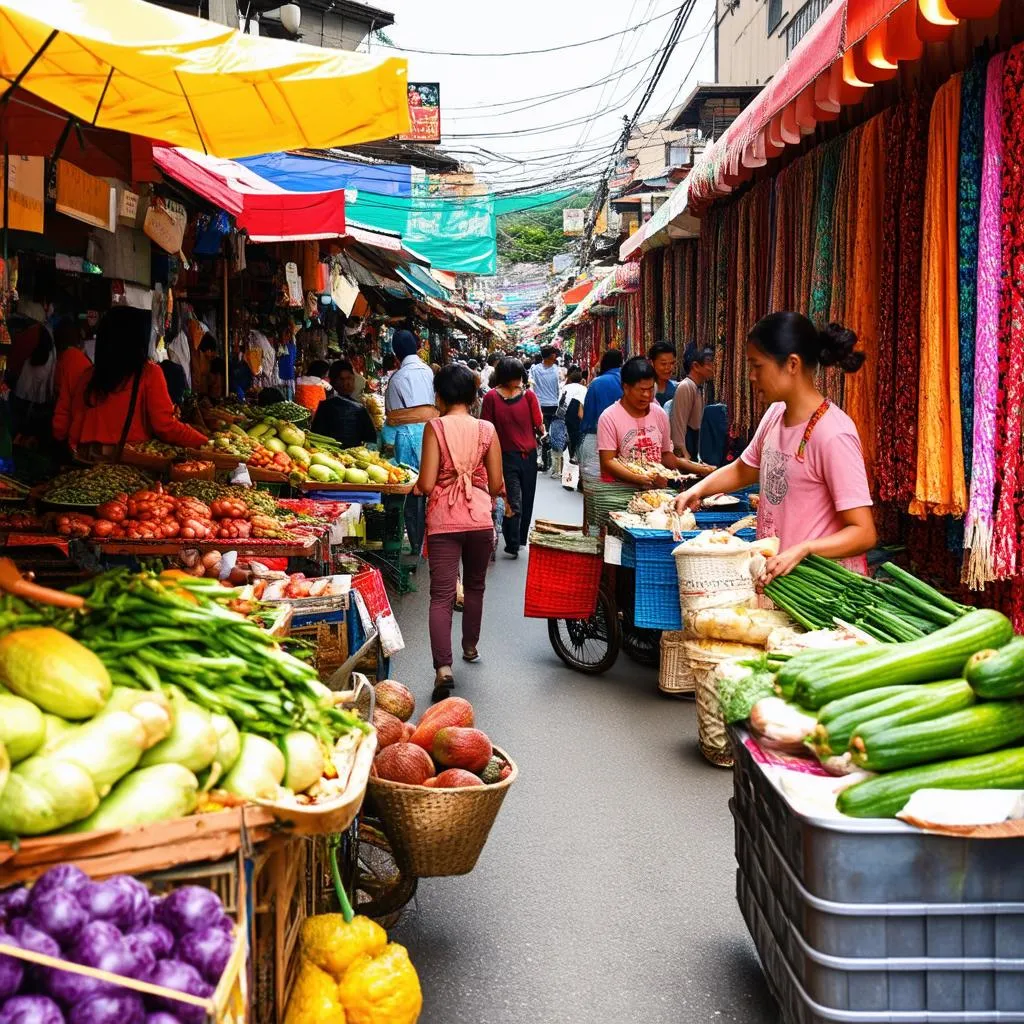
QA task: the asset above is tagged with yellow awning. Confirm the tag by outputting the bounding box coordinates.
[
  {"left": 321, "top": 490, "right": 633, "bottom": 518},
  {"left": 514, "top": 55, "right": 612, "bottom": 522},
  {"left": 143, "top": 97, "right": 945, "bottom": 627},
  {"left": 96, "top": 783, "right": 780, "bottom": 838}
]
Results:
[{"left": 0, "top": 0, "right": 410, "bottom": 159}]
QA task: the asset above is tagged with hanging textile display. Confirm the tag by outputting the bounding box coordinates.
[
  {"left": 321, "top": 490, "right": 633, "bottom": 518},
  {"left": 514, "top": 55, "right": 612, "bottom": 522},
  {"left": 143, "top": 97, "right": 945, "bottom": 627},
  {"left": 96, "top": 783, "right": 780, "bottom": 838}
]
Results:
[
  {"left": 958, "top": 57, "right": 988, "bottom": 488},
  {"left": 641, "top": 253, "right": 658, "bottom": 353},
  {"left": 770, "top": 163, "right": 797, "bottom": 310},
  {"left": 795, "top": 150, "right": 822, "bottom": 316},
  {"left": 843, "top": 112, "right": 887, "bottom": 491},
  {"left": 660, "top": 246, "right": 673, "bottom": 345},
  {"left": 830, "top": 128, "right": 861, "bottom": 328},
  {"left": 965, "top": 52, "right": 1007, "bottom": 587},
  {"left": 875, "top": 91, "right": 931, "bottom": 507},
  {"left": 809, "top": 138, "right": 846, "bottom": 407},
  {"left": 911, "top": 75, "right": 967, "bottom": 519},
  {"left": 992, "top": 44, "right": 1024, "bottom": 579}
]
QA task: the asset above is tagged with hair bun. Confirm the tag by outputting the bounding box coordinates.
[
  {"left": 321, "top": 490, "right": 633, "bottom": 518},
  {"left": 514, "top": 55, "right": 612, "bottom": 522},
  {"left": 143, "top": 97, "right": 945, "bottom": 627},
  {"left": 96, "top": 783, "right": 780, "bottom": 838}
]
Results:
[{"left": 817, "top": 322, "right": 864, "bottom": 373}]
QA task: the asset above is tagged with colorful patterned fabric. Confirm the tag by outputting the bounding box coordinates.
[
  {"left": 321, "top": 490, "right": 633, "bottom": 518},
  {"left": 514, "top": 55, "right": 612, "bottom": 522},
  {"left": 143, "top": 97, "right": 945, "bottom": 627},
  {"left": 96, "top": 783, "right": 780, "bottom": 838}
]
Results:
[
  {"left": 992, "top": 45, "right": 1024, "bottom": 579},
  {"left": 965, "top": 53, "right": 1004, "bottom": 588},
  {"left": 842, "top": 112, "right": 887, "bottom": 493},
  {"left": 893, "top": 92, "right": 932, "bottom": 509},
  {"left": 874, "top": 102, "right": 905, "bottom": 503},
  {"left": 958, "top": 57, "right": 987, "bottom": 487},
  {"left": 809, "top": 138, "right": 843, "bottom": 327},
  {"left": 911, "top": 75, "right": 966, "bottom": 519}
]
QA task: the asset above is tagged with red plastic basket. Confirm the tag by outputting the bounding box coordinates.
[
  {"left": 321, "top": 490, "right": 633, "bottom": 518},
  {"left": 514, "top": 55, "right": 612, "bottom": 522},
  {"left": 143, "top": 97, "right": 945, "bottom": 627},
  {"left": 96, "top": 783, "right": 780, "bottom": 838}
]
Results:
[
  {"left": 352, "top": 567, "right": 392, "bottom": 622},
  {"left": 524, "top": 545, "right": 602, "bottom": 619}
]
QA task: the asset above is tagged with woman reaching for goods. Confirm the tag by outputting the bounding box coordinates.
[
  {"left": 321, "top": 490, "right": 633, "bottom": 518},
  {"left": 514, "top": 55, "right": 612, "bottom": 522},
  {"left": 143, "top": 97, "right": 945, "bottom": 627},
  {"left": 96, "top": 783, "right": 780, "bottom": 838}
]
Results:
[{"left": 675, "top": 312, "right": 876, "bottom": 583}]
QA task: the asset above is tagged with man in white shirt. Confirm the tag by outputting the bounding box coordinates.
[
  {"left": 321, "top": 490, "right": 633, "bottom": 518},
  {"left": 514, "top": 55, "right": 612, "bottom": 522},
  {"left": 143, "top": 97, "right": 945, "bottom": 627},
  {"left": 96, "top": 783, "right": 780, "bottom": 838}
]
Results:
[{"left": 529, "top": 345, "right": 560, "bottom": 471}]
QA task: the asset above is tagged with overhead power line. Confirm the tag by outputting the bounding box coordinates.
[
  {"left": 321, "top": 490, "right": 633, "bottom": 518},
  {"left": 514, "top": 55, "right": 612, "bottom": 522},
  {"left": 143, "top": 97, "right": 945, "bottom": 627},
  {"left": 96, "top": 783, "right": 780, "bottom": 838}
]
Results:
[{"left": 371, "top": 5, "right": 684, "bottom": 57}]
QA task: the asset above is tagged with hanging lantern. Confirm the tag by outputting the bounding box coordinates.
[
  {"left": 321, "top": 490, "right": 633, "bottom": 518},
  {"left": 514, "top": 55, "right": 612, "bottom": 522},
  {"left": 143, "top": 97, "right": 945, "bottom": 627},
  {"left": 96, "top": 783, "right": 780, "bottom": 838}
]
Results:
[
  {"left": 945, "top": 0, "right": 1000, "bottom": 15},
  {"left": 917, "top": 0, "right": 957, "bottom": 41},
  {"left": 796, "top": 87, "right": 820, "bottom": 133},
  {"left": 780, "top": 105, "right": 802, "bottom": 144},
  {"left": 813, "top": 71, "right": 841, "bottom": 119},
  {"left": 885, "top": 0, "right": 924, "bottom": 62},
  {"left": 838, "top": 53, "right": 872, "bottom": 104}
]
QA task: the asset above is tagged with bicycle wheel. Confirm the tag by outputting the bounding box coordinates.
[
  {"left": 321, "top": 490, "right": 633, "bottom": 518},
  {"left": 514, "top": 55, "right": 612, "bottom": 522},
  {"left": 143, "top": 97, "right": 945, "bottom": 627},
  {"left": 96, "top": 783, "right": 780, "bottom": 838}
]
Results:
[
  {"left": 352, "top": 818, "right": 418, "bottom": 928},
  {"left": 622, "top": 625, "right": 661, "bottom": 667},
  {"left": 547, "top": 586, "right": 621, "bottom": 675}
]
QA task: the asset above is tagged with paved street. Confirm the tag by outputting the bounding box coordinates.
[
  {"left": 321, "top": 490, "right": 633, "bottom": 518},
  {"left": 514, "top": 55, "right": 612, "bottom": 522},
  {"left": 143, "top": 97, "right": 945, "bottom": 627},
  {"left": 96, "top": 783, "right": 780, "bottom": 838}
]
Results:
[{"left": 391, "top": 473, "right": 778, "bottom": 1024}]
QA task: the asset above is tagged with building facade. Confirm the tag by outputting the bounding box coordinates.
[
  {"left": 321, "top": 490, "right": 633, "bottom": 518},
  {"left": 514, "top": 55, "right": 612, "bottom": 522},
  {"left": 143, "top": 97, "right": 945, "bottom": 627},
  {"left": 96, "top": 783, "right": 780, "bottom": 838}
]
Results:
[{"left": 715, "top": 0, "right": 829, "bottom": 86}]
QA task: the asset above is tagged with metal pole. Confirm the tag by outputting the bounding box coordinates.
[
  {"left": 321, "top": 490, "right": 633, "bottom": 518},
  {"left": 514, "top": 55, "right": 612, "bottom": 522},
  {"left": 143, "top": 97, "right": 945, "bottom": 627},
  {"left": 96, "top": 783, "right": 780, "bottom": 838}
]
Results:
[{"left": 222, "top": 256, "right": 229, "bottom": 398}]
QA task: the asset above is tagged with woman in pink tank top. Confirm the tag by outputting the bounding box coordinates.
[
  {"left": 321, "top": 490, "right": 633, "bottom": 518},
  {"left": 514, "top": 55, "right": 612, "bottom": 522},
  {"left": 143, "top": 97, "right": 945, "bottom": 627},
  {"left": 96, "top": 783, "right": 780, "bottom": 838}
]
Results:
[{"left": 418, "top": 364, "right": 504, "bottom": 700}]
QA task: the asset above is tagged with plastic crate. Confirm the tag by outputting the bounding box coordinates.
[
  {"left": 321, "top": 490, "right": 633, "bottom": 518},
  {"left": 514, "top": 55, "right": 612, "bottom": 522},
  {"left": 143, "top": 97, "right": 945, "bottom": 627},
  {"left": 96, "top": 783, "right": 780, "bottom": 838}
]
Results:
[
  {"left": 524, "top": 544, "right": 602, "bottom": 619},
  {"left": 734, "top": 803, "right": 1024, "bottom": 962},
  {"left": 627, "top": 526, "right": 757, "bottom": 630},
  {"left": 694, "top": 508, "right": 752, "bottom": 528},
  {"left": 738, "top": 863, "right": 1024, "bottom": 1020}
]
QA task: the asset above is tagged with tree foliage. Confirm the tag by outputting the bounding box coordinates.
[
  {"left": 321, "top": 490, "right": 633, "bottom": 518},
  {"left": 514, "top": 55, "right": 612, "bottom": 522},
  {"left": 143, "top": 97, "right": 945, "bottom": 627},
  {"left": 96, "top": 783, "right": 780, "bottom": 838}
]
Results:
[{"left": 497, "top": 193, "right": 594, "bottom": 264}]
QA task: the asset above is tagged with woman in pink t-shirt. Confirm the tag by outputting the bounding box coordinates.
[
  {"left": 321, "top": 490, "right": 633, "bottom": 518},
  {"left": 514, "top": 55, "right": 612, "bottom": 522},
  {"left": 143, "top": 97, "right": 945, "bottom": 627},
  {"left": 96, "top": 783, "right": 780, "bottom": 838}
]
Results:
[
  {"left": 676, "top": 312, "right": 876, "bottom": 583},
  {"left": 419, "top": 364, "right": 504, "bottom": 700}
]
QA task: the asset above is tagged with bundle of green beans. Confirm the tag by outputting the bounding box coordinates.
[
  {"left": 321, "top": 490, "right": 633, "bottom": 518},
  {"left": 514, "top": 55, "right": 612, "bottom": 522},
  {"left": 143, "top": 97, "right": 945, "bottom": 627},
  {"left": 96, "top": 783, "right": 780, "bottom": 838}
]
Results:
[
  {"left": 765, "top": 555, "right": 968, "bottom": 643},
  {"left": 58, "top": 570, "right": 365, "bottom": 743}
]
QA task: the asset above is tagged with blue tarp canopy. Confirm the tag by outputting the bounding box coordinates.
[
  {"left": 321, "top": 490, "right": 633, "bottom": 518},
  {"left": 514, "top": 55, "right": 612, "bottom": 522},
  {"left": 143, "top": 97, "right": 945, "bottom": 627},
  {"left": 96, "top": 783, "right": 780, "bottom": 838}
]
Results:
[{"left": 238, "top": 152, "right": 412, "bottom": 197}]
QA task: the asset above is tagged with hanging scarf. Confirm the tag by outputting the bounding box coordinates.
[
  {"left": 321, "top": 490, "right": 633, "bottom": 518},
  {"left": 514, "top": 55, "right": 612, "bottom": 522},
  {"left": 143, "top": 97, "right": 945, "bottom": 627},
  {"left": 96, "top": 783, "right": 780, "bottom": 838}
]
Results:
[
  {"left": 809, "top": 139, "right": 842, "bottom": 327},
  {"left": 893, "top": 92, "right": 932, "bottom": 508},
  {"left": 965, "top": 54, "right": 1004, "bottom": 587},
  {"left": 958, "top": 57, "right": 988, "bottom": 488},
  {"left": 992, "top": 45, "right": 1024, "bottom": 579},
  {"left": 875, "top": 102, "right": 906, "bottom": 503},
  {"left": 911, "top": 75, "right": 966, "bottom": 519},
  {"left": 843, "top": 112, "right": 887, "bottom": 493},
  {"left": 796, "top": 150, "right": 822, "bottom": 314}
]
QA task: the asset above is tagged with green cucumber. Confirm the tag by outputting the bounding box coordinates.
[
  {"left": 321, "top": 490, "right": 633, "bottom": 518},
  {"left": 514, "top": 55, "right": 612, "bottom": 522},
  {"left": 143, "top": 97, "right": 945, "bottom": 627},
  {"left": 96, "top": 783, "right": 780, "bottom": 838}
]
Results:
[
  {"left": 851, "top": 701, "right": 1024, "bottom": 772},
  {"left": 813, "top": 682, "right": 971, "bottom": 758},
  {"left": 817, "top": 686, "right": 917, "bottom": 726},
  {"left": 965, "top": 636, "right": 1024, "bottom": 699},
  {"left": 837, "top": 747, "right": 1024, "bottom": 818},
  {"left": 776, "top": 645, "right": 889, "bottom": 698},
  {"left": 851, "top": 681, "right": 976, "bottom": 744},
  {"left": 792, "top": 609, "right": 1013, "bottom": 709}
]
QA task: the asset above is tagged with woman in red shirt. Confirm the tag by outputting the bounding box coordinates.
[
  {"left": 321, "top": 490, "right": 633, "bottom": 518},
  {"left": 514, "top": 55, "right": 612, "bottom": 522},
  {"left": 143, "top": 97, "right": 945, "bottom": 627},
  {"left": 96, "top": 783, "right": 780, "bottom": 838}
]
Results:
[
  {"left": 480, "top": 356, "right": 542, "bottom": 558},
  {"left": 54, "top": 307, "right": 207, "bottom": 455}
]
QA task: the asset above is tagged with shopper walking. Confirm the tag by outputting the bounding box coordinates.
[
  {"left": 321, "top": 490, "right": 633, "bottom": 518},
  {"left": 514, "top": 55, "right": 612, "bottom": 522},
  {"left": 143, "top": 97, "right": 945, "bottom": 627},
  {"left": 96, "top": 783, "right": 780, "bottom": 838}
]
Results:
[
  {"left": 419, "top": 364, "right": 503, "bottom": 700},
  {"left": 578, "top": 349, "right": 623, "bottom": 486},
  {"left": 561, "top": 366, "right": 588, "bottom": 461},
  {"left": 384, "top": 329, "right": 437, "bottom": 562},
  {"left": 481, "top": 356, "right": 542, "bottom": 558},
  {"left": 529, "top": 345, "right": 560, "bottom": 471}
]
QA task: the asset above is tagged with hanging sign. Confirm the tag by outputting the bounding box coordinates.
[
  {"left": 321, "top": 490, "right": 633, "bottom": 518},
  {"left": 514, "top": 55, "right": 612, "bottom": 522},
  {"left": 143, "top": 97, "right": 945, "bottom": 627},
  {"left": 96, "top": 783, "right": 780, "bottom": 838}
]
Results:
[
  {"left": 562, "top": 209, "right": 585, "bottom": 236},
  {"left": 0, "top": 155, "right": 44, "bottom": 234},
  {"left": 399, "top": 83, "right": 441, "bottom": 144},
  {"left": 56, "top": 160, "right": 114, "bottom": 232},
  {"left": 118, "top": 188, "right": 139, "bottom": 223}
]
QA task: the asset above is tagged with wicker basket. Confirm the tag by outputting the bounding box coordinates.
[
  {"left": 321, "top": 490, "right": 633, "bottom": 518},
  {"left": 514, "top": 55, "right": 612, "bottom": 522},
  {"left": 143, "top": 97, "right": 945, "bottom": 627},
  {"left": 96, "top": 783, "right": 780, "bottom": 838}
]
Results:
[
  {"left": 685, "top": 639, "right": 761, "bottom": 767},
  {"left": 672, "top": 540, "right": 755, "bottom": 612},
  {"left": 658, "top": 631, "right": 695, "bottom": 695},
  {"left": 366, "top": 747, "right": 518, "bottom": 877}
]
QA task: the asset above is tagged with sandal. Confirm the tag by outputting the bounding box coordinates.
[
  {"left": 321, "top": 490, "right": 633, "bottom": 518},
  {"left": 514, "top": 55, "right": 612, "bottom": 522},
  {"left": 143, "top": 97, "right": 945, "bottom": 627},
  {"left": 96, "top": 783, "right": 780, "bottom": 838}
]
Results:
[
  {"left": 431, "top": 670, "right": 454, "bottom": 703},
  {"left": 462, "top": 648, "right": 480, "bottom": 664}
]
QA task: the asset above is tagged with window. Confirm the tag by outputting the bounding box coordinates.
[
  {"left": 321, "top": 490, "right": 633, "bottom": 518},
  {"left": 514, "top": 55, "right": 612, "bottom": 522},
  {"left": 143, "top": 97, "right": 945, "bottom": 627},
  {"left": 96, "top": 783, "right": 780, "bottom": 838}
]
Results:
[
  {"left": 786, "top": 0, "right": 830, "bottom": 52},
  {"left": 666, "top": 141, "right": 692, "bottom": 167},
  {"left": 767, "top": 0, "right": 785, "bottom": 33}
]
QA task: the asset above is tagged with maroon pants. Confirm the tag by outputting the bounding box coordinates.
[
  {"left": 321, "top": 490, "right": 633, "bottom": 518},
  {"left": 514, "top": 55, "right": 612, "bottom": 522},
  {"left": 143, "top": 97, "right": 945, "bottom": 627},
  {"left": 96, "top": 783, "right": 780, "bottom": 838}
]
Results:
[{"left": 427, "top": 529, "right": 492, "bottom": 669}]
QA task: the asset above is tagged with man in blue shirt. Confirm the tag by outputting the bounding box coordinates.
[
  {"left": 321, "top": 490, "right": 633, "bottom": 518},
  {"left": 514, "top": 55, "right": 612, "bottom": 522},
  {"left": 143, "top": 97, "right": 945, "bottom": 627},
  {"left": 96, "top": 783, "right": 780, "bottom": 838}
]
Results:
[
  {"left": 529, "top": 345, "right": 561, "bottom": 471},
  {"left": 578, "top": 349, "right": 623, "bottom": 485}
]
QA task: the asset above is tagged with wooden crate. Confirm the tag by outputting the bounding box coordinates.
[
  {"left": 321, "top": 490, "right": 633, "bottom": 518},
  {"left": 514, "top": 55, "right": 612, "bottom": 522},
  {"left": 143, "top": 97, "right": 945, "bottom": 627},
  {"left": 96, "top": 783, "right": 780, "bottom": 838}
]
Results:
[{"left": 0, "top": 807, "right": 276, "bottom": 885}]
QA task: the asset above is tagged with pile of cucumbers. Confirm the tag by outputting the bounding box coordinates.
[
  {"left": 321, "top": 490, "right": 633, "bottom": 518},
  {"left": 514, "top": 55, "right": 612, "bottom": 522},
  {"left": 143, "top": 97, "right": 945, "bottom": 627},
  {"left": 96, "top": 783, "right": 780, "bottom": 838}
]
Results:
[{"left": 776, "top": 608, "right": 1024, "bottom": 818}]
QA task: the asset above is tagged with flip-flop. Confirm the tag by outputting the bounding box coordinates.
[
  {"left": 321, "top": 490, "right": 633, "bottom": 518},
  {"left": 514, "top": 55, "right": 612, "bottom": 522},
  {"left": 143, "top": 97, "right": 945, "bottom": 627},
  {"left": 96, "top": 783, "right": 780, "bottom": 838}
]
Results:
[
  {"left": 431, "top": 673, "right": 455, "bottom": 703},
  {"left": 462, "top": 649, "right": 480, "bottom": 663}
]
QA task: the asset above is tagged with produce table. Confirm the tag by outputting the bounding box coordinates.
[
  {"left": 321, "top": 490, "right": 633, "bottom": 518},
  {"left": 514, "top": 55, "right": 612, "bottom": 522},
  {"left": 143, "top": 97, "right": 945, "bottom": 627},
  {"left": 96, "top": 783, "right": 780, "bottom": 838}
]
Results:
[{"left": 729, "top": 726, "right": 1024, "bottom": 1023}]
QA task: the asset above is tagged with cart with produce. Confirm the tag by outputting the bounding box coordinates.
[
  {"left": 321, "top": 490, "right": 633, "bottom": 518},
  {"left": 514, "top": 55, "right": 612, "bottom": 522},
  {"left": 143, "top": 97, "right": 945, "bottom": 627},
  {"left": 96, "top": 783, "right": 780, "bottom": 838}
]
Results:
[
  {"left": 713, "top": 558, "right": 1024, "bottom": 1023},
  {"left": 527, "top": 489, "right": 756, "bottom": 677}
]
